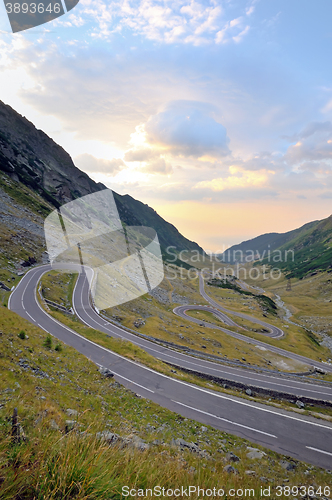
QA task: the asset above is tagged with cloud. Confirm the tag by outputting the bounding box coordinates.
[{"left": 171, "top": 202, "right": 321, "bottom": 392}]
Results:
[
  {"left": 84, "top": 0, "right": 249, "bottom": 46},
  {"left": 97, "top": 117, "right": 332, "bottom": 205},
  {"left": 321, "top": 98, "right": 332, "bottom": 114},
  {"left": 300, "top": 121, "right": 332, "bottom": 139},
  {"left": 285, "top": 121, "right": 332, "bottom": 164},
  {"left": 233, "top": 25, "right": 250, "bottom": 43},
  {"left": 245, "top": 0, "right": 259, "bottom": 17},
  {"left": 124, "top": 148, "right": 173, "bottom": 175},
  {"left": 194, "top": 165, "right": 273, "bottom": 191},
  {"left": 144, "top": 100, "right": 230, "bottom": 158},
  {"left": 142, "top": 157, "right": 173, "bottom": 175},
  {"left": 124, "top": 148, "right": 159, "bottom": 162},
  {"left": 3, "top": 13, "right": 313, "bottom": 160},
  {"left": 225, "top": 152, "right": 286, "bottom": 172},
  {"left": 215, "top": 17, "right": 250, "bottom": 44},
  {"left": 134, "top": 181, "right": 279, "bottom": 204},
  {"left": 74, "top": 153, "right": 126, "bottom": 175},
  {"left": 47, "top": 0, "right": 253, "bottom": 46},
  {"left": 272, "top": 170, "right": 328, "bottom": 192},
  {"left": 13, "top": 43, "right": 172, "bottom": 147},
  {"left": 297, "top": 160, "right": 332, "bottom": 175},
  {"left": 320, "top": 191, "right": 332, "bottom": 199}
]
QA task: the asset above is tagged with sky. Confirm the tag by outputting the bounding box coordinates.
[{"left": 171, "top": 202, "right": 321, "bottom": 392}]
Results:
[{"left": 1, "top": 0, "right": 332, "bottom": 251}]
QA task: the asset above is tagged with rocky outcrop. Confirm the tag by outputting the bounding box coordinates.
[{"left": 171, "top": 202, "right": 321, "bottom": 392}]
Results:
[
  {"left": 0, "top": 99, "right": 205, "bottom": 257},
  {"left": 0, "top": 100, "right": 103, "bottom": 206}
]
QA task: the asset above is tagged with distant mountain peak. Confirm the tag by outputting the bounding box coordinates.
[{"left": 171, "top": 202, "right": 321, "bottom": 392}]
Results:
[{"left": 219, "top": 216, "right": 332, "bottom": 278}]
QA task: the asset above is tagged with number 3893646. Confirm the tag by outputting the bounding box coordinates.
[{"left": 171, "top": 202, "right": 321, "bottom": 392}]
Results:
[{"left": 5, "top": 3, "right": 61, "bottom": 14}]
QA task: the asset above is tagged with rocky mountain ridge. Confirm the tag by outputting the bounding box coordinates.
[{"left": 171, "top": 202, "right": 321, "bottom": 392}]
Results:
[{"left": 0, "top": 100, "right": 204, "bottom": 260}]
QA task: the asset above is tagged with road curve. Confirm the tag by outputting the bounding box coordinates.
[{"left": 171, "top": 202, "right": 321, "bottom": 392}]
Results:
[
  {"left": 173, "top": 304, "right": 332, "bottom": 374},
  {"left": 173, "top": 304, "right": 280, "bottom": 339},
  {"left": 199, "top": 274, "right": 284, "bottom": 339},
  {"left": 8, "top": 264, "right": 332, "bottom": 469},
  {"left": 174, "top": 273, "right": 332, "bottom": 373},
  {"left": 71, "top": 269, "right": 332, "bottom": 392}
]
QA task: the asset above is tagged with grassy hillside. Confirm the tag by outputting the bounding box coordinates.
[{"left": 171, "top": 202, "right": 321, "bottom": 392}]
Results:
[
  {"left": 1, "top": 305, "right": 332, "bottom": 499},
  {"left": 0, "top": 173, "right": 51, "bottom": 276},
  {"left": 218, "top": 214, "right": 332, "bottom": 279},
  {"left": 272, "top": 215, "right": 332, "bottom": 278},
  {"left": 218, "top": 220, "right": 318, "bottom": 264},
  {"left": 39, "top": 264, "right": 329, "bottom": 372},
  {"left": 39, "top": 270, "right": 322, "bottom": 375},
  {"left": 241, "top": 264, "right": 332, "bottom": 342}
]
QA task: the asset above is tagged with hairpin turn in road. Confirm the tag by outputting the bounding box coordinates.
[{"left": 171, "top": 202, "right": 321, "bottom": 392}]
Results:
[{"left": 8, "top": 264, "right": 332, "bottom": 469}]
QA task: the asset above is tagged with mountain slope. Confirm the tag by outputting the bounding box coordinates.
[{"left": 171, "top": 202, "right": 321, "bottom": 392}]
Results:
[
  {"left": 0, "top": 100, "right": 204, "bottom": 265},
  {"left": 219, "top": 216, "right": 332, "bottom": 278},
  {"left": 113, "top": 192, "right": 202, "bottom": 254},
  {"left": 219, "top": 220, "right": 318, "bottom": 263},
  {"left": 0, "top": 101, "right": 101, "bottom": 207},
  {"left": 274, "top": 215, "right": 332, "bottom": 278}
]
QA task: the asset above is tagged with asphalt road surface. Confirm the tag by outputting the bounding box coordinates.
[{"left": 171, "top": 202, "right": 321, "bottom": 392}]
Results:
[
  {"left": 199, "top": 274, "right": 284, "bottom": 338},
  {"left": 8, "top": 264, "right": 332, "bottom": 469},
  {"left": 173, "top": 303, "right": 332, "bottom": 374}
]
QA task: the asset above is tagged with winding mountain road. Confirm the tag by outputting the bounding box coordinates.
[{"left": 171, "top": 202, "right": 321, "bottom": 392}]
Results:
[
  {"left": 174, "top": 275, "right": 331, "bottom": 371},
  {"left": 199, "top": 274, "right": 284, "bottom": 338},
  {"left": 8, "top": 264, "right": 332, "bottom": 469}
]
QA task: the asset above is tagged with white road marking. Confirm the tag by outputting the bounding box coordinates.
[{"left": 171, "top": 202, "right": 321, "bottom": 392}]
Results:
[
  {"left": 93, "top": 313, "right": 331, "bottom": 393},
  {"left": 111, "top": 371, "right": 155, "bottom": 393},
  {"left": 52, "top": 303, "right": 332, "bottom": 429},
  {"left": 16, "top": 266, "right": 332, "bottom": 435},
  {"left": 175, "top": 298, "right": 330, "bottom": 371},
  {"left": 136, "top": 347, "right": 332, "bottom": 397},
  {"left": 38, "top": 323, "right": 49, "bottom": 333},
  {"left": 306, "top": 446, "right": 332, "bottom": 457},
  {"left": 70, "top": 277, "right": 332, "bottom": 429},
  {"left": 26, "top": 311, "right": 35, "bottom": 322},
  {"left": 74, "top": 284, "right": 332, "bottom": 397},
  {"left": 198, "top": 275, "right": 284, "bottom": 337},
  {"left": 172, "top": 400, "right": 277, "bottom": 438}
]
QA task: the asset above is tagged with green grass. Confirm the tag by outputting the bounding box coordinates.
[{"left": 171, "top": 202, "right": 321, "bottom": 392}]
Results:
[
  {"left": 39, "top": 268, "right": 332, "bottom": 374},
  {"left": 39, "top": 271, "right": 300, "bottom": 372},
  {"left": 0, "top": 172, "right": 52, "bottom": 217},
  {"left": 38, "top": 284, "right": 221, "bottom": 385},
  {"left": 2, "top": 305, "right": 332, "bottom": 499},
  {"left": 55, "top": 342, "right": 63, "bottom": 352},
  {"left": 184, "top": 309, "right": 319, "bottom": 373},
  {"left": 203, "top": 279, "right": 332, "bottom": 364},
  {"left": 255, "top": 216, "right": 332, "bottom": 279},
  {"left": 40, "top": 271, "right": 78, "bottom": 309},
  {"left": 207, "top": 278, "right": 277, "bottom": 315},
  {"left": 43, "top": 333, "right": 53, "bottom": 349},
  {"left": 38, "top": 270, "right": 332, "bottom": 409}
]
